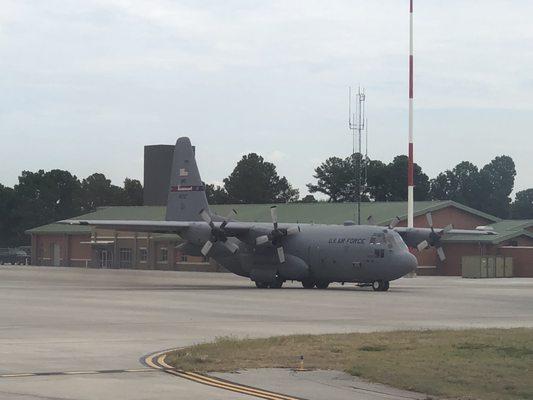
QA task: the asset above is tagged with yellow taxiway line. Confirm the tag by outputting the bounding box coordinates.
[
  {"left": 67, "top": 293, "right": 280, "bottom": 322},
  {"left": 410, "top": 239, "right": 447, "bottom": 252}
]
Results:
[{"left": 142, "top": 349, "right": 305, "bottom": 400}]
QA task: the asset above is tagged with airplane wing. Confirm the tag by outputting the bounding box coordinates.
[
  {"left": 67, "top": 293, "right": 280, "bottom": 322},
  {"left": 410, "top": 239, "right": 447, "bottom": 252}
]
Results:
[
  {"left": 394, "top": 227, "right": 496, "bottom": 249},
  {"left": 58, "top": 219, "right": 259, "bottom": 236}
]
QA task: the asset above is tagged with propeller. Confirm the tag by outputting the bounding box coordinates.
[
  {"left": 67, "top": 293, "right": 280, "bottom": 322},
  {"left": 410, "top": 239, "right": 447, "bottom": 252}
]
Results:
[
  {"left": 255, "top": 206, "right": 300, "bottom": 264},
  {"left": 199, "top": 208, "right": 239, "bottom": 256},
  {"left": 388, "top": 216, "right": 400, "bottom": 229},
  {"left": 416, "top": 212, "right": 453, "bottom": 261}
]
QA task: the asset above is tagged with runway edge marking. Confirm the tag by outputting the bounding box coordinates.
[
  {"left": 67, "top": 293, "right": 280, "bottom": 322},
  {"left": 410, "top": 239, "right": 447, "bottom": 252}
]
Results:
[{"left": 141, "top": 349, "right": 307, "bottom": 400}]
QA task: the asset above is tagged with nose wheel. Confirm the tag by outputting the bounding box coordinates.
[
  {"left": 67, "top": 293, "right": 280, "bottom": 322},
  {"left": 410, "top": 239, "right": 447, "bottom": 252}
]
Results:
[{"left": 372, "top": 280, "right": 390, "bottom": 292}]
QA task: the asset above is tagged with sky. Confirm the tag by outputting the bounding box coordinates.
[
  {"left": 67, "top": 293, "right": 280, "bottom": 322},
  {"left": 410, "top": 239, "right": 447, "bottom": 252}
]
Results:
[{"left": 1, "top": 0, "right": 532, "bottom": 198}]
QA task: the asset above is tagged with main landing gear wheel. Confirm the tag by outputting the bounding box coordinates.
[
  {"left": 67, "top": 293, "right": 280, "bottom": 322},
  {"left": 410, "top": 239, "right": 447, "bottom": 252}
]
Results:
[
  {"left": 301, "top": 279, "right": 315, "bottom": 289},
  {"left": 269, "top": 279, "right": 284, "bottom": 289},
  {"left": 372, "top": 280, "right": 390, "bottom": 292},
  {"left": 255, "top": 279, "right": 284, "bottom": 289},
  {"left": 315, "top": 281, "right": 330, "bottom": 289}
]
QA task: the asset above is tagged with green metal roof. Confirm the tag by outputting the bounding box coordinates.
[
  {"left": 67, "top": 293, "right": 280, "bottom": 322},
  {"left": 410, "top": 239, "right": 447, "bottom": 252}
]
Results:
[
  {"left": 443, "top": 219, "right": 533, "bottom": 244},
  {"left": 27, "top": 200, "right": 499, "bottom": 236}
]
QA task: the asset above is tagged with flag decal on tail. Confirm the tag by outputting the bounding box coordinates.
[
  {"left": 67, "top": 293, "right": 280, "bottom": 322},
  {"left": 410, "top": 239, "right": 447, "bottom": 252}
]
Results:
[
  {"left": 179, "top": 168, "right": 189, "bottom": 176},
  {"left": 170, "top": 185, "right": 205, "bottom": 192}
]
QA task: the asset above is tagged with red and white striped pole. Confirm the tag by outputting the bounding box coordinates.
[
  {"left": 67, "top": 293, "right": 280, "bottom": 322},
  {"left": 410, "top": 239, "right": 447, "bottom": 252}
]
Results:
[{"left": 407, "top": 0, "right": 414, "bottom": 228}]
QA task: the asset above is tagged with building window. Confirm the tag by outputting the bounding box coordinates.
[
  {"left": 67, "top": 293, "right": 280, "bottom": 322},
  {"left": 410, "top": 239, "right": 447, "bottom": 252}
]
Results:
[
  {"left": 139, "top": 248, "right": 148, "bottom": 263},
  {"left": 181, "top": 254, "right": 188, "bottom": 262},
  {"left": 119, "top": 248, "right": 132, "bottom": 267},
  {"left": 159, "top": 247, "right": 168, "bottom": 262}
]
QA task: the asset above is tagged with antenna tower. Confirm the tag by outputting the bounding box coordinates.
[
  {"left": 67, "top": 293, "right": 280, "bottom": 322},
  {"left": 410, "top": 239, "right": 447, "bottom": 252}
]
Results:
[{"left": 348, "top": 86, "right": 366, "bottom": 225}]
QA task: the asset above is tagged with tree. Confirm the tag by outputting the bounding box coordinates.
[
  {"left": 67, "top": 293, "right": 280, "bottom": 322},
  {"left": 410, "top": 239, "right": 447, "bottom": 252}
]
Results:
[
  {"left": 11, "top": 169, "right": 83, "bottom": 245},
  {"left": 307, "top": 154, "right": 430, "bottom": 202},
  {"left": 306, "top": 156, "right": 352, "bottom": 202},
  {"left": 81, "top": 173, "right": 124, "bottom": 211},
  {"left": 223, "top": 153, "right": 299, "bottom": 203},
  {"left": 430, "top": 161, "right": 482, "bottom": 209},
  {"left": 300, "top": 194, "right": 318, "bottom": 203},
  {"left": 123, "top": 178, "right": 143, "bottom": 206},
  {"left": 511, "top": 189, "right": 533, "bottom": 219},
  {"left": 205, "top": 184, "right": 231, "bottom": 204},
  {"left": 478, "top": 156, "right": 516, "bottom": 218},
  {"left": 383, "top": 155, "right": 430, "bottom": 201}
]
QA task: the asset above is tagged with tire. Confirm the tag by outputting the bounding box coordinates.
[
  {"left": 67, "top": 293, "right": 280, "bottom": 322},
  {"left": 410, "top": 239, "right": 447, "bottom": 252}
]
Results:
[
  {"left": 372, "top": 280, "right": 389, "bottom": 292},
  {"left": 255, "top": 281, "right": 269, "bottom": 289},
  {"left": 301, "top": 279, "right": 315, "bottom": 289},
  {"left": 315, "top": 281, "right": 330, "bottom": 289},
  {"left": 269, "top": 279, "right": 284, "bottom": 289}
]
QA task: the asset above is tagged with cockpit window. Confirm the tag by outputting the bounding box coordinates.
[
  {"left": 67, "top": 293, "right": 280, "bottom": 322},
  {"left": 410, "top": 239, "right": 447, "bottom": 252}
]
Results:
[
  {"left": 370, "top": 233, "right": 385, "bottom": 245},
  {"left": 385, "top": 233, "right": 408, "bottom": 250}
]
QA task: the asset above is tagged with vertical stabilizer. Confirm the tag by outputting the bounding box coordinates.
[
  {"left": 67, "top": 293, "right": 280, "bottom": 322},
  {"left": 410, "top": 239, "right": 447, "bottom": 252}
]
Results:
[{"left": 165, "top": 137, "right": 209, "bottom": 221}]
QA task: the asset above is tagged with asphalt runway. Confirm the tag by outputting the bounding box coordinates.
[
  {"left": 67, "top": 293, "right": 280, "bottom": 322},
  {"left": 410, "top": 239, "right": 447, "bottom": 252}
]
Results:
[{"left": 1, "top": 266, "right": 532, "bottom": 400}]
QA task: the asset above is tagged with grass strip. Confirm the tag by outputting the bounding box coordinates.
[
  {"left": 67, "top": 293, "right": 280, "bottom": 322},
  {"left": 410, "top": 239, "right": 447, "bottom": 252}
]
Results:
[{"left": 166, "top": 328, "right": 533, "bottom": 400}]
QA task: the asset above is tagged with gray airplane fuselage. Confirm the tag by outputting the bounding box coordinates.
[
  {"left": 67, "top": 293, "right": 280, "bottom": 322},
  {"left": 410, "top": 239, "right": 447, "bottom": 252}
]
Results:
[{"left": 183, "top": 223, "right": 417, "bottom": 284}]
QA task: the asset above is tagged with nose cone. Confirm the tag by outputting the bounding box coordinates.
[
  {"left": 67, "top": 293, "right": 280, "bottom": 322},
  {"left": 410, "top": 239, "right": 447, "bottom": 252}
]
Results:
[{"left": 402, "top": 252, "right": 418, "bottom": 275}]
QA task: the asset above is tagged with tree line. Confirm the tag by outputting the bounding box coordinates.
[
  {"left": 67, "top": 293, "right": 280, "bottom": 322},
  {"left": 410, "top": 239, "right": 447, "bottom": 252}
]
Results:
[
  {"left": 207, "top": 152, "right": 533, "bottom": 220},
  {"left": 1, "top": 151, "right": 532, "bottom": 247},
  {"left": 0, "top": 170, "right": 142, "bottom": 246}
]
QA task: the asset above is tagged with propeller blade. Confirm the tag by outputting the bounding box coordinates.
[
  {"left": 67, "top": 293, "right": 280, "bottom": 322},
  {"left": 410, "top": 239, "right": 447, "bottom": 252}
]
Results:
[
  {"left": 389, "top": 216, "right": 400, "bottom": 229},
  {"left": 436, "top": 247, "right": 446, "bottom": 261},
  {"left": 226, "top": 208, "right": 237, "bottom": 220},
  {"left": 223, "top": 240, "right": 239, "bottom": 254},
  {"left": 286, "top": 226, "right": 300, "bottom": 236},
  {"left": 442, "top": 224, "right": 453, "bottom": 234},
  {"left": 367, "top": 215, "right": 376, "bottom": 226},
  {"left": 270, "top": 206, "right": 278, "bottom": 229},
  {"left": 276, "top": 246, "right": 286, "bottom": 264},
  {"left": 256, "top": 235, "right": 269, "bottom": 245},
  {"left": 417, "top": 240, "right": 429, "bottom": 252},
  {"left": 426, "top": 212, "right": 433, "bottom": 228},
  {"left": 199, "top": 209, "right": 212, "bottom": 224},
  {"left": 200, "top": 240, "right": 213, "bottom": 256}
]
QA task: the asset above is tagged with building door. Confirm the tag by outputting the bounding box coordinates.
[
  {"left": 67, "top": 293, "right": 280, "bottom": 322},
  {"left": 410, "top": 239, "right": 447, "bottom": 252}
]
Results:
[
  {"left": 52, "top": 243, "right": 60, "bottom": 267},
  {"left": 100, "top": 250, "right": 111, "bottom": 268}
]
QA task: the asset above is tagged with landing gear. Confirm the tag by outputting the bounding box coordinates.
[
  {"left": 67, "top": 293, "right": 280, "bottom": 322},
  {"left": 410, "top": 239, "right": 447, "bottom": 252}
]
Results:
[
  {"left": 301, "top": 279, "right": 315, "bottom": 289},
  {"left": 255, "top": 277, "right": 284, "bottom": 289},
  {"left": 372, "top": 280, "right": 390, "bottom": 292},
  {"left": 269, "top": 278, "right": 284, "bottom": 289},
  {"left": 315, "top": 281, "right": 330, "bottom": 289}
]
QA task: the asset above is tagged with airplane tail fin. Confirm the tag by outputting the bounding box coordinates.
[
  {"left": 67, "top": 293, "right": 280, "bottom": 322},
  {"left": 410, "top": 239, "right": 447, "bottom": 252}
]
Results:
[{"left": 165, "top": 137, "right": 209, "bottom": 221}]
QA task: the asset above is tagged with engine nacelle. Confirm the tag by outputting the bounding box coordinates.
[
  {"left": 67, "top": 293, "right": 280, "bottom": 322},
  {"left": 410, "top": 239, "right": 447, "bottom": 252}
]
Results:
[{"left": 278, "top": 254, "right": 309, "bottom": 280}]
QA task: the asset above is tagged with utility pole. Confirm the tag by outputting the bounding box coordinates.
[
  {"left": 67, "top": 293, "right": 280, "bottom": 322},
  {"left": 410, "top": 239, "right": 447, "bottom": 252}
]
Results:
[{"left": 348, "top": 87, "right": 366, "bottom": 225}]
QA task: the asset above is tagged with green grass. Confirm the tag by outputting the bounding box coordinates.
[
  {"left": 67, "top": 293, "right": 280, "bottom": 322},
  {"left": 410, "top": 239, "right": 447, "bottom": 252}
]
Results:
[{"left": 165, "top": 328, "right": 533, "bottom": 400}]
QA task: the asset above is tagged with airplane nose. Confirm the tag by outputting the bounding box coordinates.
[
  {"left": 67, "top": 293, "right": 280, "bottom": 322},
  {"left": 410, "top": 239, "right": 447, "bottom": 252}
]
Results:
[{"left": 403, "top": 252, "right": 418, "bottom": 274}]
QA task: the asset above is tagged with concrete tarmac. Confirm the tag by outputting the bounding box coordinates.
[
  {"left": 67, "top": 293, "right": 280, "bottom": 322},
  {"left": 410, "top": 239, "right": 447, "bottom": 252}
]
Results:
[{"left": 1, "top": 266, "right": 532, "bottom": 399}]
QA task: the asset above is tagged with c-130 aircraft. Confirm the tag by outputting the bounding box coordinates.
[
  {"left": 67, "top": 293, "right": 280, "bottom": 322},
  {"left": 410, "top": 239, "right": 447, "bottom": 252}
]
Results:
[{"left": 61, "top": 137, "right": 493, "bottom": 291}]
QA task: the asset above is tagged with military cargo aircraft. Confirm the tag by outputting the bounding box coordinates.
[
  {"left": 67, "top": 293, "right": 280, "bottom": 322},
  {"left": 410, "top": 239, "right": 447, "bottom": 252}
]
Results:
[{"left": 60, "top": 137, "right": 494, "bottom": 291}]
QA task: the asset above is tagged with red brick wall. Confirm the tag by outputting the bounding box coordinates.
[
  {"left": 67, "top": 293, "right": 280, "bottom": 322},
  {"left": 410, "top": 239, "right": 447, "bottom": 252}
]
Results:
[
  {"left": 397, "top": 206, "right": 494, "bottom": 230},
  {"left": 498, "top": 247, "right": 533, "bottom": 277}
]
